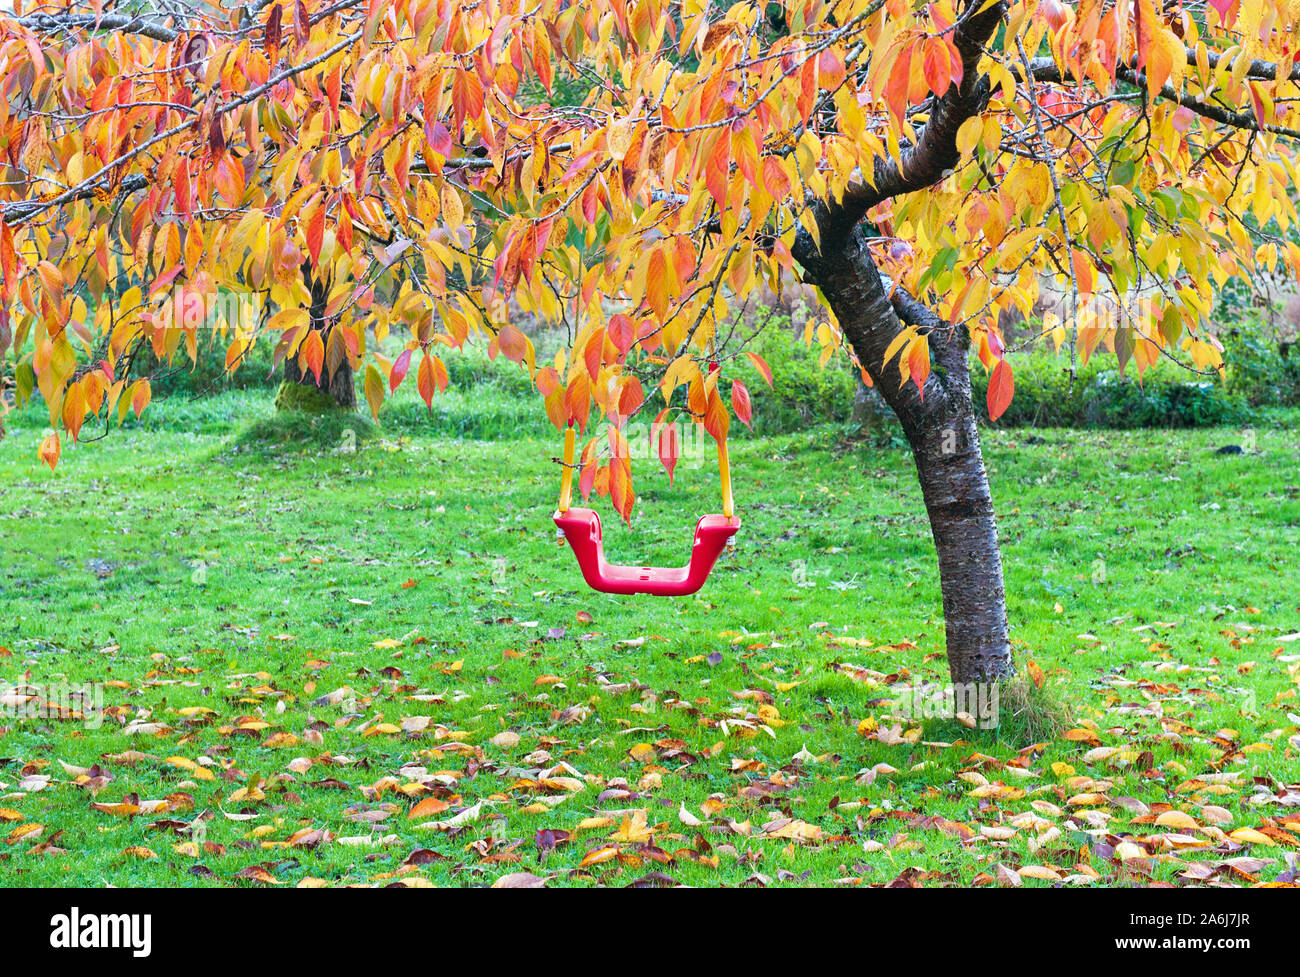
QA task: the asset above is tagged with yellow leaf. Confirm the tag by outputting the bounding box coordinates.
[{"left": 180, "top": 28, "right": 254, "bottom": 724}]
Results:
[
  {"left": 578, "top": 845, "right": 620, "bottom": 867},
  {"left": 1018, "top": 865, "right": 1062, "bottom": 880},
  {"left": 1154, "top": 810, "right": 1200, "bottom": 831},
  {"left": 5, "top": 823, "right": 43, "bottom": 844},
  {"left": 1228, "top": 828, "right": 1275, "bottom": 847},
  {"left": 956, "top": 116, "right": 984, "bottom": 157},
  {"left": 610, "top": 810, "right": 653, "bottom": 843},
  {"left": 441, "top": 184, "right": 463, "bottom": 229},
  {"left": 607, "top": 120, "right": 634, "bottom": 162}
]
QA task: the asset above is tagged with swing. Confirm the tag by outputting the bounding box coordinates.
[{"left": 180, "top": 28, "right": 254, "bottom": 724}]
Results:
[{"left": 553, "top": 424, "right": 740, "bottom": 596}]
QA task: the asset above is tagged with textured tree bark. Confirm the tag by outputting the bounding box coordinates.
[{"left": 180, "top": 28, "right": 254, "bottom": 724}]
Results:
[
  {"left": 798, "top": 227, "right": 1013, "bottom": 683},
  {"left": 907, "top": 356, "right": 1014, "bottom": 684},
  {"left": 275, "top": 268, "right": 356, "bottom": 412},
  {"left": 782, "top": 0, "right": 1013, "bottom": 684}
]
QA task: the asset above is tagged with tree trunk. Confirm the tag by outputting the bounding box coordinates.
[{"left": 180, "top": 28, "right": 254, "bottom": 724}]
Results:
[
  {"left": 275, "top": 266, "right": 356, "bottom": 412},
  {"left": 799, "top": 226, "right": 1013, "bottom": 684},
  {"left": 907, "top": 371, "right": 1013, "bottom": 683},
  {"left": 277, "top": 351, "right": 356, "bottom": 411}
]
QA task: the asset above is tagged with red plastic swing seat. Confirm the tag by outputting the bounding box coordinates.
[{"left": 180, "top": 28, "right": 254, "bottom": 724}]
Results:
[{"left": 554, "top": 507, "right": 740, "bottom": 596}]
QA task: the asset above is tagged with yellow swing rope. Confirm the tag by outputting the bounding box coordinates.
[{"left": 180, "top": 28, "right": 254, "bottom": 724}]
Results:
[
  {"left": 717, "top": 431, "right": 734, "bottom": 519},
  {"left": 555, "top": 361, "right": 734, "bottom": 520},
  {"left": 708, "top": 334, "right": 734, "bottom": 520},
  {"left": 557, "top": 425, "right": 575, "bottom": 514}
]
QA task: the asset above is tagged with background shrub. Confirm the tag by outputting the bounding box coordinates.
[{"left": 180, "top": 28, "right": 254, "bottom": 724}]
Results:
[
  {"left": 732, "top": 320, "right": 859, "bottom": 434},
  {"left": 968, "top": 352, "right": 1255, "bottom": 428}
]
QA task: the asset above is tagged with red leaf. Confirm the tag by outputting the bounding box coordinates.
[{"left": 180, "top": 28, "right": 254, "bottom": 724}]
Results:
[
  {"left": 652, "top": 409, "right": 679, "bottom": 485},
  {"left": 390, "top": 348, "right": 412, "bottom": 392},
  {"left": 731, "top": 379, "right": 753, "bottom": 429},
  {"left": 1207, "top": 0, "right": 1236, "bottom": 26},
  {"left": 608, "top": 314, "right": 636, "bottom": 357},
  {"left": 618, "top": 376, "right": 644, "bottom": 419},
  {"left": 579, "top": 455, "right": 597, "bottom": 500},
  {"left": 987, "top": 359, "right": 1014, "bottom": 422},
  {"left": 424, "top": 118, "right": 452, "bottom": 157},
  {"left": 884, "top": 42, "right": 914, "bottom": 123},
  {"left": 264, "top": 3, "right": 282, "bottom": 56}
]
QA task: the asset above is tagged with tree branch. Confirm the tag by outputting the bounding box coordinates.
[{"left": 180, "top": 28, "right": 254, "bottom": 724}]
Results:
[
  {"left": 1, "top": 173, "right": 149, "bottom": 223},
  {"left": 15, "top": 13, "right": 180, "bottom": 43},
  {"left": 1020, "top": 56, "right": 1300, "bottom": 140},
  {"left": 831, "top": 0, "right": 1007, "bottom": 236}
]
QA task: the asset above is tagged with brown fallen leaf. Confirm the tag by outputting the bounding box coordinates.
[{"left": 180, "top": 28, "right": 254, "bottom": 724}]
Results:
[{"left": 492, "top": 872, "right": 547, "bottom": 888}]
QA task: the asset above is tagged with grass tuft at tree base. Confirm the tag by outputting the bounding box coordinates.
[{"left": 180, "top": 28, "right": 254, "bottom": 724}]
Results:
[
  {"left": 989, "top": 672, "right": 1073, "bottom": 748},
  {"left": 916, "top": 673, "right": 1071, "bottom": 750},
  {"left": 237, "top": 406, "right": 378, "bottom": 452}
]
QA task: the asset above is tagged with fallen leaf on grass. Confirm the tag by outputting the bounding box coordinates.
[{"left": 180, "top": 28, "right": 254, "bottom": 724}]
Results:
[{"left": 492, "top": 872, "right": 547, "bottom": 888}]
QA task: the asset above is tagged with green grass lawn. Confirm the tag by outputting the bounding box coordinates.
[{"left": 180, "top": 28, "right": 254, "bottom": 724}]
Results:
[{"left": 1, "top": 395, "right": 1298, "bottom": 887}]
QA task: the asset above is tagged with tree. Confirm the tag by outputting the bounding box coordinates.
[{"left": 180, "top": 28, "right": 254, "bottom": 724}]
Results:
[{"left": 2, "top": 0, "right": 1298, "bottom": 684}]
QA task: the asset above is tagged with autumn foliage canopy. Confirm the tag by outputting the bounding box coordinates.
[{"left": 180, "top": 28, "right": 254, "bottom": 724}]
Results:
[{"left": 1, "top": 0, "right": 1299, "bottom": 519}]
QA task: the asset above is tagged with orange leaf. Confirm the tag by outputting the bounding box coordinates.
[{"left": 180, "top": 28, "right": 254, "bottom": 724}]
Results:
[
  {"left": 305, "top": 204, "right": 326, "bottom": 266},
  {"left": 301, "top": 329, "right": 325, "bottom": 385},
  {"left": 38, "top": 431, "right": 60, "bottom": 470},
  {"left": 579, "top": 845, "right": 619, "bottom": 868},
  {"left": 497, "top": 322, "right": 528, "bottom": 366},
  {"left": 583, "top": 327, "right": 606, "bottom": 380},
  {"left": 1134, "top": 0, "right": 1158, "bottom": 72},
  {"left": 130, "top": 379, "right": 151, "bottom": 418},
  {"left": 607, "top": 430, "right": 635, "bottom": 524},
  {"left": 907, "top": 337, "right": 930, "bottom": 398},
  {"left": 744, "top": 351, "right": 773, "bottom": 388},
  {"left": 408, "top": 797, "right": 451, "bottom": 820},
  {"left": 646, "top": 249, "right": 669, "bottom": 322},
  {"left": 618, "top": 376, "right": 644, "bottom": 419},
  {"left": 608, "top": 314, "right": 636, "bottom": 357},
  {"left": 565, "top": 373, "right": 591, "bottom": 433},
  {"left": 922, "top": 38, "right": 952, "bottom": 96},
  {"left": 703, "top": 389, "right": 730, "bottom": 442},
  {"left": 1071, "top": 248, "right": 1095, "bottom": 296},
  {"left": 1026, "top": 660, "right": 1045, "bottom": 690}
]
